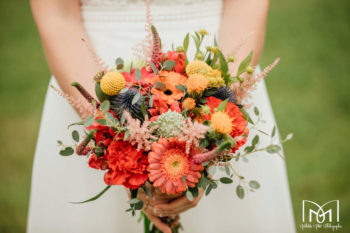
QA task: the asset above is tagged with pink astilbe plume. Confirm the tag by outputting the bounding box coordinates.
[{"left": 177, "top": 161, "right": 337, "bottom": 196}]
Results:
[
  {"left": 81, "top": 38, "right": 109, "bottom": 73},
  {"left": 132, "top": 0, "right": 153, "bottom": 62},
  {"left": 124, "top": 111, "right": 158, "bottom": 151},
  {"left": 177, "top": 119, "right": 209, "bottom": 154},
  {"left": 231, "top": 31, "right": 255, "bottom": 55},
  {"left": 232, "top": 58, "right": 280, "bottom": 107},
  {"left": 51, "top": 85, "right": 94, "bottom": 118}
]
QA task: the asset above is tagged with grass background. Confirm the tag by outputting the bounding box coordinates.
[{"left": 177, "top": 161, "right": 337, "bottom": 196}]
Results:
[{"left": 0, "top": 0, "right": 349, "bottom": 232}]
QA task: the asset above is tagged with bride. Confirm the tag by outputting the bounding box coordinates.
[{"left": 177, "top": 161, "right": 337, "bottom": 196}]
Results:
[{"left": 27, "top": 0, "right": 295, "bottom": 232}]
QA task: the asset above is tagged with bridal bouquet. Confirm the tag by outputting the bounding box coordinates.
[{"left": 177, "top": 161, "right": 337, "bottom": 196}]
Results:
[{"left": 55, "top": 25, "right": 291, "bottom": 233}]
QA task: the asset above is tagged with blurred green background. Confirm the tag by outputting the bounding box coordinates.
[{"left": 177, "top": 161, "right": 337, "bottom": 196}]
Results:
[{"left": 0, "top": 0, "right": 349, "bottom": 232}]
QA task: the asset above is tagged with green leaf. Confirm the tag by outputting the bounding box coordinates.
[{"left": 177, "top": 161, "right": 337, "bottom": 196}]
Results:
[
  {"left": 72, "top": 130, "right": 79, "bottom": 142},
  {"left": 153, "top": 82, "right": 166, "bottom": 91},
  {"left": 198, "top": 175, "right": 210, "bottom": 189},
  {"left": 175, "top": 84, "right": 187, "bottom": 93},
  {"left": 135, "top": 68, "right": 142, "bottom": 81},
  {"left": 208, "top": 166, "right": 216, "bottom": 176},
  {"left": 225, "top": 166, "right": 230, "bottom": 176},
  {"left": 244, "top": 146, "right": 254, "bottom": 153},
  {"left": 182, "top": 174, "right": 187, "bottom": 182},
  {"left": 205, "top": 183, "right": 213, "bottom": 196},
  {"left": 120, "top": 87, "right": 129, "bottom": 94},
  {"left": 57, "top": 140, "right": 63, "bottom": 145},
  {"left": 115, "top": 57, "right": 124, "bottom": 69},
  {"left": 199, "top": 138, "right": 210, "bottom": 148},
  {"left": 236, "top": 185, "right": 245, "bottom": 199},
  {"left": 254, "top": 106, "right": 260, "bottom": 116},
  {"left": 204, "top": 88, "right": 218, "bottom": 97},
  {"left": 271, "top": 126, "right": 276, "bottom": 138},
  {"left": 144, "top": 214, "right": 151, "bottom": 233},
  {"left": 59, "top": 147, "right": 74, "bottom": 156},
  {"left": 252, "top": 135, "right": 259, "bottom": 146},
  {"left": 186, "top": 190, "right": 193, "bottom": 201},
  {"left": 215, "top": 98, "right": 229, "bottom": 112},
  {"left": 68, "top": 121, "right": 84, "bottom": 129},
  {"left": 83, "top": 116, "right": 95, "bottom": 127},
  {"left": 240, "top": 107, "right": 254, "bottom": 124},
  {"left": 189, "top": 187, "right": 199, "bottom": 198},
  {"left": 237, "top": 51, "right": 253, "bottom": 76},
  {"left": 96, "top": 118, "right": 107, "bottom": 126},
  {"left": 266, "top": 144, "right": 281, "bottom": 154},
  {"left": 132, "top": 92, "right": 141, "bottom": 105},
  {"left": 100, "top": 100, "right": 110, "bottom": 113},
  {"left": 149, "top": 62, "right": 159, "bottom": 75},
  {"left": 162, "top": 60, "right": 176, "bottom": 71},
  {"left": 71, "top": 186, "right": 111, "bottom": 204},
  {"left": 142, "top": 186, "right": 152, "bottom": 198},
  {"left": 149, "top": 95, "right": 153, "bottom": 108},
  {"left": 124, "top": 130, "right": 130, "bottom": 140},
  {"left": 217, "top": 50, "right": 229, "bottom": 85},
  {"left": 220, "top": 177, "right": 233, "bottom": 184},
  {"left": 128, "top": 198, "right": 142, "bottom": 205},
  {"left": 249, "top": 180, "right": 260, "bottom": 189},
  {"left": 183, "top": 33, "right": 190, "bottom": 52},
  {"left": 217, "top": 141, "right": 232, "bottom": 152},
  {"left": 214, "top": 35, "right": 218, "bottom": 46},
  {"left": 141, "top": 99, "right": 147, "bottom": 117},
  {"left": 105, "top": 112, "right": 115, "bottom": 124}
]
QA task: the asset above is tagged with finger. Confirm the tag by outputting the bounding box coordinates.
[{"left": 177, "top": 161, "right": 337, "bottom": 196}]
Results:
[
  {"left": 153, "top": 195, "right": 195, "bottom": 216},
  {"left": 153, "top": 189, "right": 204, "bottom": 216},
  {"left": 143, "top": 211, "right": 172, "bottom": 233}
]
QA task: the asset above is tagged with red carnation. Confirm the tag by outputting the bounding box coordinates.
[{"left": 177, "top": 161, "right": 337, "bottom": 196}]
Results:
[
  {"left": 86, "top": 120, "right": 116, "bottom": 147},
  {"left": 88, "top": 154, "right": 108, "bottom": 170},
  {"left": 204, "top": 96, "right": 249, "bottom": 152},
  {"left": 104, "top": 139, "right": 149, "bottom": 189}
]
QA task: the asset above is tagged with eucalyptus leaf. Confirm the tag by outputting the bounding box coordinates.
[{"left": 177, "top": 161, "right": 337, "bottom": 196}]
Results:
[
  {"left": 271, "top": 126, "right": 276, "bottom": 138},
  {"left": 249, "top": 180, "right": 260, "bottom": 189},
  {"left": 132, "top": 92, "right": 141, "bottom": 105},
  {"left": 186, "top": 190, "right": 193, "bottom": 201},
  {"left": 135, "top": 68, "right": 142, "bottom": 81},
  {"left": 254, "top": 106, "right": 260, "bottom": 116},
  {"left": 162, "top": 60, "right": 176, "bottom": 71},
  {"left": 100, "top": 100, "right": 110, "bottom": 113},
  {"left": 115, "top": 57, "right": 124, "bottom": 69},
  {"left": 96, "top": 118, "right": 107, "bottom": 126},
  {"left": 225, "top": 166, "right": 230, "bottom": 176},
  {"left": 68, "top": 121, "right": 84, "bottom": 129},
  {"left": 105, "top": 112, "right": 115, "bottom": 124},
  {"left": 149, "top": 62, "right": 159, "bottom": 75},
  {"left": 175, "top": 84, "right": 187, "bottom": 93},
  {"left": 266, "top": 144, "right": 281, "bottom": 154},
  {"left": 240, "top": 107, "right": 254, "bottom": 124},
  {"left": 189, "top": 187, "right": 199, "bottom": 198},
  {"left": 59, "top": 147, "right": 74, "bottom": 156},
  {"left": 252, "top": 135, "right": 259, "bottom": 146},
  {"left": 220, "top": 177, "right": 233, "bottom": 184},
  {"left": 128, "top": 198, "right": 142, "bottom": 205},
  {"left": 153, "top": 82, "right": 166, "bottom": 91},
  {"left": 236, "top": 185, "right": 245, "bottom": 199},
  {"left": 83, "top": 116, "right": 95, "bottom": 127},
  {"left": 208, "top": 166, "right": 216, "bottom": 176},
  {"left": 72, "top": 130, "right": 79, "bottom": 142}
]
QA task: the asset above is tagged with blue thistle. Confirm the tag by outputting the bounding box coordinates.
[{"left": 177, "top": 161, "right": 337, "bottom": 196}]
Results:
[{"left": 110, "top": 88, "right": 144, "bottom": 121}]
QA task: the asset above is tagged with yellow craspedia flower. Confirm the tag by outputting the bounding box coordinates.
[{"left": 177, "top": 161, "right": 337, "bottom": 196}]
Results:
[
  {"left": 186, "top": 74, "right": 209, "bottom": 93},
  {"left": 207, "top": 69, "right": 224, "bottom": 88},
  {"left": 182, "top": 97, "right": 196, "bottom": 110},
  {"left": 100, "top": 71, "right": 125, "bottom": 96},
  {"left": 211, "top": 111, "right": 233, "bottom": 134},
  {"left": 186, "top": 60, "right": 211, "bottom": 76},
  {"left": 199, "top": 29, "right": 208, "bottom": 36}
]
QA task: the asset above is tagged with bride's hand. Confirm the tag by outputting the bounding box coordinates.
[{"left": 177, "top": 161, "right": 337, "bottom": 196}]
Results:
[{"left": 138, "top": 185, "right": 204, "bottom": 217}]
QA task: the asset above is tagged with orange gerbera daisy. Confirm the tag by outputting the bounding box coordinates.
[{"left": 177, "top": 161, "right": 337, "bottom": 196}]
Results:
[
  {"left": 147, "top": 71, "right": 187, "bottom": 105},
  {"left": 148, "top": 138, "right": 203, "bottom": 195}
]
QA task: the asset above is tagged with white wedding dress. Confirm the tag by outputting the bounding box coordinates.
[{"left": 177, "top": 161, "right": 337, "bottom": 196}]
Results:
[{"left": 27, "top": 0, "right": 296, "bottom": 232}]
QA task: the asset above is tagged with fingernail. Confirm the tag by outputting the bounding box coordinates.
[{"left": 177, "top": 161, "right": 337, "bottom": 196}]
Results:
[{"left": 153, "top": 208, "right": 159, "bottom": 214}]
